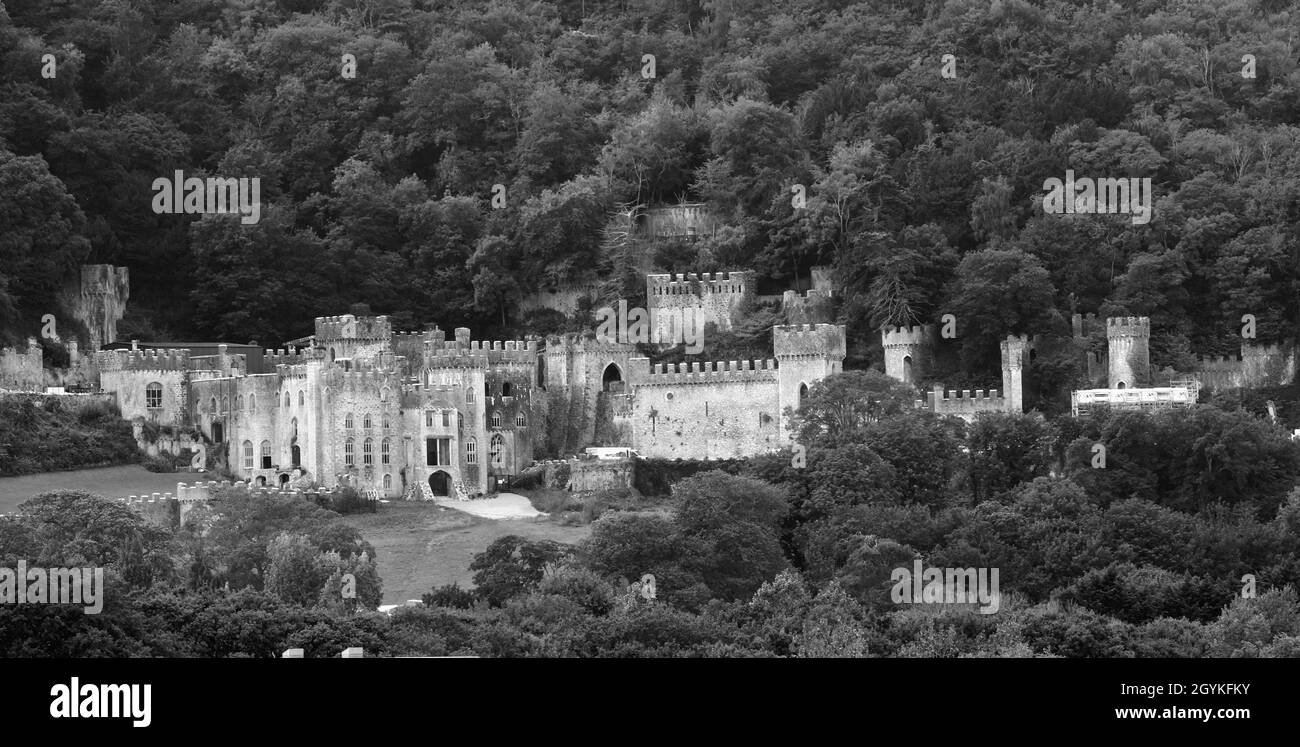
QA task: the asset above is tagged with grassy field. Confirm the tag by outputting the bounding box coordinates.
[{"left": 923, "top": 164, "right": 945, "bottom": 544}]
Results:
[
  {"left": 342, "top": 501, "right": 592, "bottom": 605},
  {"left": 0, "top": 465, "right": 192, "bottom": 513}
]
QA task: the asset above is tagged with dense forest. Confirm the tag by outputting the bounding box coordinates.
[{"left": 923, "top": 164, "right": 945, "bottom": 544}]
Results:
[{"left": 2, "top": 0, "right": 1298, "bottom": 381}]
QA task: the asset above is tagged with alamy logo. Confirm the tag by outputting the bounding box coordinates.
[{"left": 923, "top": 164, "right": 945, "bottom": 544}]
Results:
[
  {"left": 0, "top": 561, "right": 103, "bottom": 614},
  {"left": 890, "top": 560, "right": 1001, "bottom": 614},
  {"left": 596, "top": 300, "right": 704, "bottom": 354},
  {"left": 50, "top": 678, "right": 151, "bottom": 728},
  {"left": 151, "top": 170, "right": 261, "bottom": 225},
  {"left": 1042, "top": 170, "right": 1152, "bottom": 225}
]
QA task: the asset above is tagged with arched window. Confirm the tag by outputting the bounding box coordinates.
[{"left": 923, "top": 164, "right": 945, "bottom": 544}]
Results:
[
  {"left": 291, "top": 417, "right": 298, "bottom": 438},
  {"left": 516, "top": 411, "right": 526, "bottom": 427},
  {"left": 363, "top": 438, "right": 374, "bottom": 466},
  {"left": 458, "top": 411, "right": 463, "bottom": 431},
  {"left": 383, "top": 415, "right": 390, "bottom": 429},
  {"left": 249, "top": 393, "right": 256, "bottom": 412},
  {"left": 345, "top": 412, "right": 354, "bottom": 429},
  {"left": 211, "top": 397, "right": 217, "bottom": 413},
  {"left": 284, "top": 392, "right": 290, "bottom": 408},
  {"left": 221, "top": 396, "right": 229, "bottom": 412},
  {"left": 485, "top": 382, "right": 491, "bottom": 399},
  {"left": 491, "top": 411, "right": 502, "bottom": 428},
  {"left": 383, "top": 473, "right": 392, "bottom": 490},
  {"left": 502, "top": 381, "right": 513, "bottom": 397},
  {"left": 242, "top": 440, "right": 253, "bottom": 469},
  {"left": 363, "top": 414, "right": 372, "bottom": 429},
  {"left": 344, "top": 439, "right": 355, "bottom": 466},
  {"left": 380, "top": 388, "right": 389, "bottom": 403},
  {"left": 381, "top": 438, "right": 391, "bottom": 465},
  {"left": 466, "top": 386, "right": 475, "bottom": 404},
  {"left": 237, "top": 395, "right": 244, "bottom": 411},
  {"left": 489, "top": 434, "right": 505, "bottom": 467},
  {"left": 298, "top": 391, "right": 305, "bottom": 407},
  {"left": 465, "top": 437, "right": 477, "bottom": 464},
  {"left": 798, "top": 383, "right": 808, "bottom": 409},
  {"left": 260, "top": 440, "right": 271, "bottom": 469},
  {"left": 146, "top": 382, "right": 163, "bottom": 409}
]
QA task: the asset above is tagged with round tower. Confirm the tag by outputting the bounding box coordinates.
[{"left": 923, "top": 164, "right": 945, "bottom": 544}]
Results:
[
  {"left": 1106, "top": 316, "right": 1151, "bottom": 389},
  {"left": 881, "top": 324, "right": 934, "bottom": 385}
]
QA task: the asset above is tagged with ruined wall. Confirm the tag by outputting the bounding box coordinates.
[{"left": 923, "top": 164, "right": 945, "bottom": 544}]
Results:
[
  {"left": 638, "top": 204, "right": 721, "bottom": 239},
  {"left": 0, "top": 338, "right": 43, "bottom": 391},
  {"left": 519, "top": 285, "right": 597, "bottom": 316},
  {"left": 646, "top": 272, "right": 752, "bottom": 341},
  {"left": 61, "top": 265, "right": 129, "bottom": 350},
  {"left": 1187, "top": 343, "right": 1297, "bottom": 391},
  {"left": 781, "top": 290, "right": 835, "bottom": 325}
]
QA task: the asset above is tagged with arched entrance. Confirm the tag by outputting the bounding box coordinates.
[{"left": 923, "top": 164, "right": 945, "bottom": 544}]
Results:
[
  {"left": 291, "top": 444, "right": 301, "bottom": 467},
  {"left": 279, "top": 473, "right": 290, "bottom": 487},
  {"left": 212, "top": 422, "right": 223, "bottom": 443},
  {"left": 602, "top": 362, "right": 623, "bottom": 392},
  {"left": 428, "top": 470, "right": 451, "bottom": 497}
]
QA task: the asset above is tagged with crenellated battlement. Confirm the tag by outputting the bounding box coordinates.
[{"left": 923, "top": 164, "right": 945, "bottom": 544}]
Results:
[
  {"left": 1107, "top": 316, "right": 1151, "bottom": 337},
  {"left": 647, "top": 271, "right": 750, "bottom": 295},
  {"left": 881, "top": 324, "right": 934, "bottom": 348},
  {"left": 95, "top": 348, "right": 191, "bottom": 372},
  {"left": 639, "top": 359, "right": 779, "bottom": 386},
  {"left": 313, "top": 314, "right": 392, "bottom": 342},
  {"left": 774, "top": 323, "right": 847, "bottom": 359},
  {"left": 921, "top": 385, "right": 1007, "bottom": 418},
  {"left": 264, "top": 348, "right": 318, "bottom": 367},
  {"left": 427, "top": 338, "right": 538, "bottom": 365}
]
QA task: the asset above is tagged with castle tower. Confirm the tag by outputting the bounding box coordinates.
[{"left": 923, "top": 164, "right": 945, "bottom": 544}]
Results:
[
  {"left": 1000, "top": 334, "right": 1031, "bottom": 413},
  {"left": 1106, "top": 316, "right": 1151, "bottom": 388},
  {"left": 645, "top": 272, "right": 752, "bottom": 343},
  {"left": 881, "top": 324, "right": 935, "bottom": 385},
  {"left": 313, "top": 313, "right": 392, "bottom": 363},
  {"left": 775, "top": 324, "right": 846, "bottom": 441}
]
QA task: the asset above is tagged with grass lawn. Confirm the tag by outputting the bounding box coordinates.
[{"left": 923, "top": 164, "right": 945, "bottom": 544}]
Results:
[
  {"left": 0, "top": 465, "right": 193, "bottom": 513},
  {"left": 341, "top": 501, "right": 591, "bottom": 605}
]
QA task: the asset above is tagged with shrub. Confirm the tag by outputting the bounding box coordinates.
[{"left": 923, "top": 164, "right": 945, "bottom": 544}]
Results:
[
  {"left": 141, "top": 452, "right": 176, "bottom": 473},
  {"left": 423, "top": 583, "right": 477, "bottom": 610}
]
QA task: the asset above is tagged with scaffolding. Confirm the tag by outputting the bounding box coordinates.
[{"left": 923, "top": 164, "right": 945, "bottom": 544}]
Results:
[{"left": 1071, "top": 380, "right": 1200, "bottom": 417}]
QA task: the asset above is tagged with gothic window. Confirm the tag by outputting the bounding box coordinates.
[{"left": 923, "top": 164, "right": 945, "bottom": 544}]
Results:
[
  {"left": 516, "top": 411, "right": 526, "bottom": 427},
  {"left": 364, "top": 414, "right": 372, "bottom": 429},
  {"left": 211, "top": 396, "right": 217, "bottom": 413},
  {"left": 284, "top": 392, "right": 290, "bottom": 408},
  {"left": 442, "top": 411, "right": 450, "bottom": 428},
  {"left": 491, "top": 411, "right": 502, "bottom": 428},
  {"left": 363, "top": 438, "right": 374, "bottom": 466},
  {"left": 299, "top": 391, "right": 305, "bottom": 406},
  {"left": 146, "top": 383, "right": 162, "bottom": 409},
  {"left": 489, "top": 434, "right": 505, "bottom": 467},
  {"left": 222, "top": 396, "right": 229, "bottom": 412},
  {"left": 381, "top": 438, "right": 391, "bottom": 465},
  {"left": 466, "top": 387, "right": 475, "bottom": 404},
  {"left": 345, "top": 412, "right": 354, "bottom": 429},
  {"left": 383, "top": 474, "right": 392, "bottom": 490},
  {"left": 242, "top": 441, "right": 253, "bottom": 469},
  {"left": 502, "top": 382, "right": 513, "bottom": 397},
  {"left": 260, "top": 441, "right": 272, "bottom": 469},
  {"left": 249, "top": 394, "right": 256, "bottom": 412},
  {"left": 383, "top": 415, "right": 390, "bottom": 429},
  {"left": 380, "top": 388, "right": 389, "bottom": 403},
  {"left": 237, "top": 395, "right": 244, "bottom": 411},
  {"left": 465, "top": 438, "right": 477, "bottom": 464},
  {"left": 344, "top": 439, "right": 355, "bottom": 466}
]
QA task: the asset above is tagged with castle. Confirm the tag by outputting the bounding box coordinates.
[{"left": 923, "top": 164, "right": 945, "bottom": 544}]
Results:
[
  {"left": 879, "top": 313, "right": 1296, "bottom": 419},
  {"left": 94, "top": 308, "right": 844, "bottom": 498}
]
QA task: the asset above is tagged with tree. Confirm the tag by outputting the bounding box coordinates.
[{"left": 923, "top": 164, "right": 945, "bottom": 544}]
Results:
[
  {"left": 968, "top": 413, "right": 1057, "bottom": 504},
  {"left": 469, "top": 535, "right": 575, "bottom": 607},
  {"left": 945, "top": 248, "right": 1058, "bottom": 375},
  {"left": 792, "top": 370, "right": 917, "bottom": 448}
]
